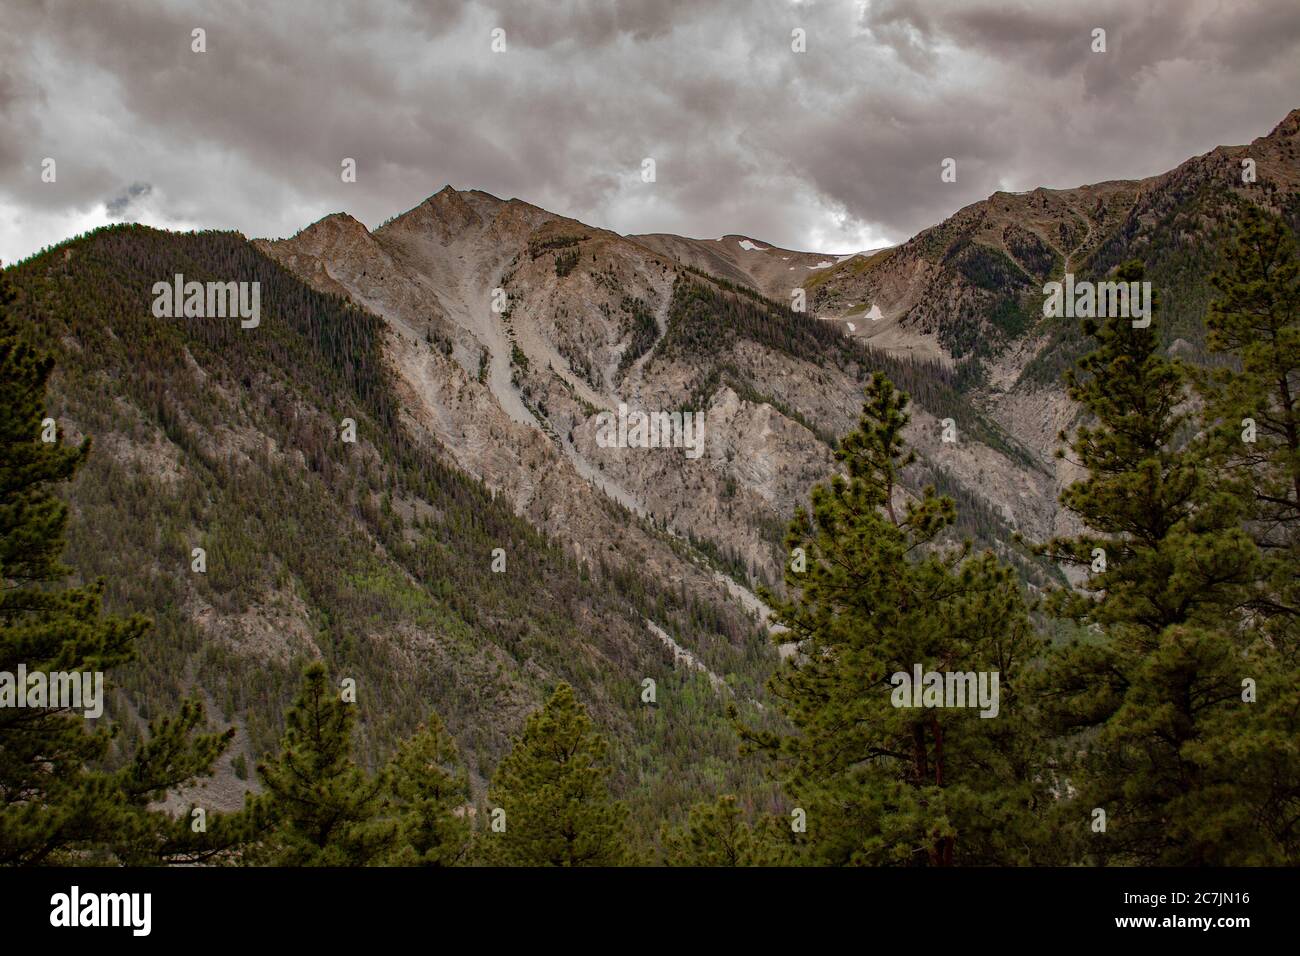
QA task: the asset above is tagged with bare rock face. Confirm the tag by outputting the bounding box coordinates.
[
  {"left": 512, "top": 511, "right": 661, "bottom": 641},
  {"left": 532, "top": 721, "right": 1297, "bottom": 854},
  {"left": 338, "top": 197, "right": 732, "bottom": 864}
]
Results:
[
  {"left": 259, "top": 190, "right": 765, "bottom": 629},
  {"left": 256, "top": 107, "right": 1300, "bottom": 618},
  {"left": 257, "top": 188, "right": 1047, "bottom": 602},
  {"left": 629, "top": 232, "right": 858, "bottom": 301}
]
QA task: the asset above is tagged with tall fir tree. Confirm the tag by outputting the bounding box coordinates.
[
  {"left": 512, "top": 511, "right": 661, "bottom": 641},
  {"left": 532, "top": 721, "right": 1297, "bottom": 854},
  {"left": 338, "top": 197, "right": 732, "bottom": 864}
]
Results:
[
  {"left": 1037, "top": 259, "right": 1266, "bottom": 864},
  {"left": 485, "top": 682, "right": 627, "bottom": 866},
  {"left": 255, "top": 662, "right": 394, "bottom": 865},
  {"left": 740, "top": 373, "right": 1050, "bottom": 866},
  {"left": 383, "top": 713, "right": 471, "bottom": 866},
  {"left": 1189, "top": 210, "right": 1300, "bottom": 861},
  {"left": 0, "top": 271, "right": 234, "bottom": 865}
]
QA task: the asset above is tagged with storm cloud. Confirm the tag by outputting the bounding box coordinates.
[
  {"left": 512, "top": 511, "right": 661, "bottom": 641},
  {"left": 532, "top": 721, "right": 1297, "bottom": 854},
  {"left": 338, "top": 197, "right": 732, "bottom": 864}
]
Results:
[
  {"left": 1, "top": 0, "right": 1298, "bottom": 264},
  {"left": 105, "top": 181, "right": 153, "bottom": 218}
]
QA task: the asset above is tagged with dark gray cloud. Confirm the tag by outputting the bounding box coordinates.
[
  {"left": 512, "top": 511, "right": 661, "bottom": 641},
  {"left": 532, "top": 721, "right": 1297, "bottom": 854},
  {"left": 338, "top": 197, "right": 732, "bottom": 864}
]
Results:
[
  {"left": 105, "top": 182, "right": 153, "bottom": 219},
  {"left": 1, "top": 0, "right": 1298, "bottom": 264}
]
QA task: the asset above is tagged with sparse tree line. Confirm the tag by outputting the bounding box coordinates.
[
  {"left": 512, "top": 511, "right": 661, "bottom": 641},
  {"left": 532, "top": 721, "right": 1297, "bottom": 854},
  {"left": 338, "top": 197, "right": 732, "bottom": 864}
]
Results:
[{"left": 1, "top": 209, "right": 1297, "bottom": 865}]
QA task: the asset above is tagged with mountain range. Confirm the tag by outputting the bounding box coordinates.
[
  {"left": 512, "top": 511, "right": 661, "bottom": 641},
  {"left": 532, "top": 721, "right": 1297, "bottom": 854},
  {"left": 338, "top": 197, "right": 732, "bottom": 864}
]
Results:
[{"left": 6, "top": 106, "right": 1298, "bottom": 826}]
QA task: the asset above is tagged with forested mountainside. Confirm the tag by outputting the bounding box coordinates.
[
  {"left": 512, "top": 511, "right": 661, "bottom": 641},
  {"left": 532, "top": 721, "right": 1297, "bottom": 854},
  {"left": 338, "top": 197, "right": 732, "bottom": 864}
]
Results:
[
  {"left": 2, "top": 227, "right": 777, "bottom": 837},
  {"left": 4, "top": 108, "right": 1297, "bottom": 867},
  {"left": 799, "top": 108, "right": 1300, "bottom": 545},
  {"left": 809, "top": 109, "right": 1300, "bottom": 374}
]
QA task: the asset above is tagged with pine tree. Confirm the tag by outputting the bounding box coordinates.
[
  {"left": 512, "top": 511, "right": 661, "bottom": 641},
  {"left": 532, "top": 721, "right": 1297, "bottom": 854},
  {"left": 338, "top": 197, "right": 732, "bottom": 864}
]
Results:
[
  {"left": 485, "top": 683, "right": 627, "bottom": 866},
  {"left": 660, "top": 795, "right": 768, "bottom": 866},
  {"left": 0, "top": 272, "right": 234, "bottom": 865},
  {"left": 1196, "top": 206, "right": 1300, "bottom": 623},
  {"left": 1041, "top": 260, "right": 1259, "bottom": 632},
  {"left": 740, "top": 373, "right": 1050, "bottom": 866},
  {"left": 384, "top": 713, "right": 471, "bottom": 866},
  {"left": 256, "top": 662, "right": 394, "bottom": 865},
  {"left": 1036, "top": 260, "right": 1265, "bottom": 864},
  {"left": 1187, "top": 210, "right": 1300, "bottom": 861}
]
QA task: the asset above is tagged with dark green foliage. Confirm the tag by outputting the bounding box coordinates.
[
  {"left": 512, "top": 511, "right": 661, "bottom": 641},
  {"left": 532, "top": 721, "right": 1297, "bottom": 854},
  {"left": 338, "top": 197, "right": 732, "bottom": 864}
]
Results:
[
  {"left": 909, "top": 240, "right": 1041, "bottom": 361},
  {"left": 1035, "top": 260, "right": 1279, "bottom": 864},
  {"left": 616, "top": 295, "right": 658, "bottom": 373},
  {"left": 255, "top": 663, "right": 394, "bottom": 865},
  {"left": 1197, "top": 206, "right": 1300, "bottom": 621},
  {"left": 657, "top": 275, "right": 851, "bottom": 370},
  {"left": 1088, "top": 186, "right": 1246, "bottom": 351},
  {"left": 384, "top": 714, "right": 472, "bottom": 866},
  {"left": 1039, "top": 260, "right": 1258, "bottom": 633},
  {"left": 661, "top": 275, "right": 1039, "bottom": 469},
  {"left": 984, "top": 293, "right": 1034, "bottom": 341},
  {"left": 554, "top": 249, "right": 579, "bottom": 278},
  {"left": 1190, "top": 208, "right": 1300, "bottom": 860},
  {"left": 528, "top": 234, "right": 586, "bottom": 259},
  {"left": 1022, "top": 190, "right": 1284, "bottom": 388},
  {"left": 485, "top": 683, "right": 629, "bottom": 866},
  {"left": 1002, "top": 223, "right": 1061, "bottom": 282},
  {"left": 253, "top": 663, "right": 471, "bottom": 867},
  {"left": 660, "top": 794, "right": 771, "bottom": 866},
  {"left": 0, "top": 271, "right": 234, "bottom": 865},
  {"left": 741, "top": 374, "right": 1051, "bottom": 865},
  {"left": 951, "top": 242, "right": 1024, "bottom": 293}
]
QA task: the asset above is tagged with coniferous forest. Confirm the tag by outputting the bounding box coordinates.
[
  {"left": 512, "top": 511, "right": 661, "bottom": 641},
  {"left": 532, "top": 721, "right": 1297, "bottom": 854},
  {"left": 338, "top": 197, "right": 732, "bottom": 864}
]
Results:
[
  {"left": 2, "top": 206, "right": 1296, "bottom": 869},
  {"left": 6, "top": 5, "right": 1300, "bottom": 945}
]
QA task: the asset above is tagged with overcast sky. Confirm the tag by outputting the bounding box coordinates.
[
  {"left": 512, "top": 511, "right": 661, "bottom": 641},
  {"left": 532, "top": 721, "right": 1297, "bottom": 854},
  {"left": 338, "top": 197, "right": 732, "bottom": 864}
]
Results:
[{"left": 2, "top": 0, "right": 1299, "bottom": 264}]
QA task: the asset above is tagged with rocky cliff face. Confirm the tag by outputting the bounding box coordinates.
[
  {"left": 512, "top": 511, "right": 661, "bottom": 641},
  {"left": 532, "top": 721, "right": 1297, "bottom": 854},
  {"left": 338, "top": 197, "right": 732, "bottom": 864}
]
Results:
[
  {"left": 256, "top": 202, "right": 1054, "bottom": 602},
  {"left": 256, "top": 110, "right": 1300, "bottom": 610}
]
